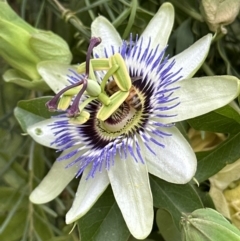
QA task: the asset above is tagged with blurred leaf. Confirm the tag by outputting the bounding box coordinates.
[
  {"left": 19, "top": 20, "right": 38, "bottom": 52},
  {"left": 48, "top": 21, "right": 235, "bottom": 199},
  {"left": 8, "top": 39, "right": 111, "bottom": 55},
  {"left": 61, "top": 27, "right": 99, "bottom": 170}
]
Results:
[
  {"left": 33, "top": 205, "right": 55, "bottom": 240},
  {"left": 32, "top": 142, "right": 47, "bottom": 180},
  {"left": 156, "top": 209, "right": 181, "bottom": 241},
  {"left": 0, "top": 209, "right": 27, "bottom": 241},
  {"left": 176, "top": 18, "right": 194, "bottom": 54},
  {"left": 47, "top": 236, "right": 76, "bottom": 241},
  {"left": 0, "top": 187, "right": 28, "bottom": 212},
  {"left": 0, "top": 151, "right": 28, "bottom": 188},
  {"left": 150, "top": 175, "right": 203, "bottom": 229},
  {"left": 78, "top": 186, "right": 130, "bottom": 241},
  {"left": 217, "top": 39, "right": 240, "bottom": 78}
]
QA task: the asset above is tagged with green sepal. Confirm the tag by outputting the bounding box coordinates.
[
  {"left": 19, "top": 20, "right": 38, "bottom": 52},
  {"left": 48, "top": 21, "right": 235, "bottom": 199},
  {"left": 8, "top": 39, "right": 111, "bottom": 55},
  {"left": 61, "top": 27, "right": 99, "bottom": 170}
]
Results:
[
  {"left": 97, "top": 91, "right": 129, "bottom": 121},
  {"left": 3, "top": 69, "right": 49, "bottom": 91},
  {"left": 181, "top": 208, "right": 240, "bottom": 241}
]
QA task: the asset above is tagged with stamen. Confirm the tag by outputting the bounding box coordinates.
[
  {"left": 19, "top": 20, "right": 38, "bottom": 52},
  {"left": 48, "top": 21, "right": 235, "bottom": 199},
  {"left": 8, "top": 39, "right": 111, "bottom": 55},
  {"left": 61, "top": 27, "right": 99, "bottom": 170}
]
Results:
[{"left": 46, "top": 37, "right": 102, "bottom": 114}]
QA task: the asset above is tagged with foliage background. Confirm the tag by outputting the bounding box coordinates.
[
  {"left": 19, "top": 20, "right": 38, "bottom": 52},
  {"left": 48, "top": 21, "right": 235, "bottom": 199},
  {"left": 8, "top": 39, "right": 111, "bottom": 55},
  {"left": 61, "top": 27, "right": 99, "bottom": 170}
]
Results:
[{"left": 1, "top": 0, "right": 240, "bottom": 240}]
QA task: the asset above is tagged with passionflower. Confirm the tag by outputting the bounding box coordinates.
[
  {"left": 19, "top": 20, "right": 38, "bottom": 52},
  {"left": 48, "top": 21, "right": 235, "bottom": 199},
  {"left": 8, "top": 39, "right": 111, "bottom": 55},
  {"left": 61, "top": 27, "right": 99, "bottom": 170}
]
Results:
[{"left": 27, "top": 3, "right": 240, "bottom": 239}]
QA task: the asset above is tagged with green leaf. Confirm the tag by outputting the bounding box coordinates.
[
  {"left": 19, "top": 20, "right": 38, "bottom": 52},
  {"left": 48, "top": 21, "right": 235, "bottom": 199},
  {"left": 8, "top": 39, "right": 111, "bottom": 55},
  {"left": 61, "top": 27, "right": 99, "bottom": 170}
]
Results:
[
  {"left": 78, "top": 187, "right": 130, "bottom": 241},
  {"left": 215, "top": 104, "right": 240, "bottom": 124},
  {"left": 194, "top": 186, "right": 215, "bottom": 209},
  {"left": 150, "top": 175, "right": 203, "bottom": 229},
  {"left": 14, "top": 96, "right": 53, "bottom": 132},
  {"left": 0, "top": 209, "right": 27, "bottom": 241},
  {"left": 156, "top": 209, "right": 181, "bottom": 241},
  {"left": 195, "top": 132, "right": 240, "bottom": 182},
  {"left": 188, "top": 105, "right": 240, "bottom": 134}
]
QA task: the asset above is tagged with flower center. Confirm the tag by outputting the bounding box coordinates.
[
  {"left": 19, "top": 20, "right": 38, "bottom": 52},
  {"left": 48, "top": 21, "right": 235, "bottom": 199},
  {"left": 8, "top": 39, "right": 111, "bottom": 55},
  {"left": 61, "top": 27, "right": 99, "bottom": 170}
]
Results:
[{"left": 77, "top": 76, "right": 150, "bottom": 149}]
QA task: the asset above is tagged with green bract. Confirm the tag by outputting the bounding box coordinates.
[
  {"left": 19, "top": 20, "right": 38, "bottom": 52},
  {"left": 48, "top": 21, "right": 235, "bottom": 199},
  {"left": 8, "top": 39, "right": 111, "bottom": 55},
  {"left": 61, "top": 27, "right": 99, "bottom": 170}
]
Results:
[{"left": 0, "top": 0, "right": 72, "bottom": 90}]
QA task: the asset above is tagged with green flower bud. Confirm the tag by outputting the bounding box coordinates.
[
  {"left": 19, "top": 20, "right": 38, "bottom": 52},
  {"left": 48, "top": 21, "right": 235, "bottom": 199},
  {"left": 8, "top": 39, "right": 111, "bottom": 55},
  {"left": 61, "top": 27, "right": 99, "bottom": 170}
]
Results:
[
  {"left": 0, "top": 0, "right": 72, "bottom": 90},
  {"left": 200, "top": 0, "right": 240, "bottom": 34},
  {"left": 181, "top": 208, "right": 240, "bottom": 241},
  {"left": 29, "top": 31, "right": 72, "bottom": 64}
]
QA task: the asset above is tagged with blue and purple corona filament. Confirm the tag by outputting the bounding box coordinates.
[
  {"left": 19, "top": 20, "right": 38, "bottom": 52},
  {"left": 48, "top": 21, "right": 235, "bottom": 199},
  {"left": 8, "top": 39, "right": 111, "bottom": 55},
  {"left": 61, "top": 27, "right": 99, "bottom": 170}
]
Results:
[{"left": 47, "top": 36, "right": 182, "bottom": 178}]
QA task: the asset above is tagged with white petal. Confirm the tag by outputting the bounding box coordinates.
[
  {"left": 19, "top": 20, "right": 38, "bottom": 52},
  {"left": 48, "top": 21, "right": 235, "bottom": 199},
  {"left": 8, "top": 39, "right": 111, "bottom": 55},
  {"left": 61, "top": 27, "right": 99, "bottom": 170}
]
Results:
[
  {"left": 138, "top": 3, "right": 174, "bottom": 52},
  {"left": 169, "top": 34, "right": 212, "bottom": 80},
  {"left": 66, "top": 167, "right": 109, "bottom": 224},
  {"left": 91, "top": 16, "right": 122, "bottom": 58},
  {"left": 146, "top": 126, "right": 197, "bottom": 184},
  {"left": 161, "top": 75, "right": 240, "bottom": 124},
  {"left": 30, "top": 152, "right": 77, "bottom": 204},
  {"left": 27, "top": 119, "right": 63, "bottom": 149},
  {"left": 107, "top": 156, "right": 153, "bottom": 239},
  {"left": 37, "top": 61, "right": 77, "bottom": 93}
]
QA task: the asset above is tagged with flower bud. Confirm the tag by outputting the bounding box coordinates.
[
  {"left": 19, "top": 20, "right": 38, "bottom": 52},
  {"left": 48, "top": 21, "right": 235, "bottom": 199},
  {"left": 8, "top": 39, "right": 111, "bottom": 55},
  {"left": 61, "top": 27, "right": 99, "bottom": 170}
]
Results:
[
  {"left": 0, "top": 0, "right": 72, "bottom": 90},
  {"left": 181, "top": 208, "right": 240, "bottom": 241},
  {"left": 200, "top": 0, "right": 240, "bottom": 34}
]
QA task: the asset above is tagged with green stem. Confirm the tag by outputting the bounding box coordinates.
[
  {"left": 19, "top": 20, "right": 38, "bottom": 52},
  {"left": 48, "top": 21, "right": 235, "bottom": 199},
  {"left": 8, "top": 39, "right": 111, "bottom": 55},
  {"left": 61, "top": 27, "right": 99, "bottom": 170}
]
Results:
[
  {"left": 48, "top": 0, "right": 90, "bottom": 40},
  {"left": 27, "top": 141, "right": 35, "bottom": 241},
  {"left": 169, "top": 0, "right": 204, "bottom": 22},
  {"left": 202, "top": 62, "right": 215, "bottom": 76}
]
